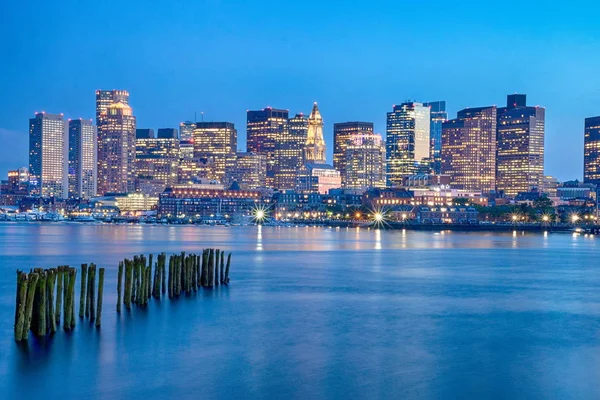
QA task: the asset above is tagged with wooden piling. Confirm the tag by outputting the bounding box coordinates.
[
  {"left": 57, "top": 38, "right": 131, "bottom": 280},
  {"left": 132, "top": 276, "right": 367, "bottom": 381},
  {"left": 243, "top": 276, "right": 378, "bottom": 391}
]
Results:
[
  {"left": 161, "top": 254, "right": 166, "bottom": 294},
  {"left": 117, "top": 261, "right": 123, "bottom": 312},
  {"left": 63, "top": 269, "right": 71, "bottom": 330},
  {"left": 201, "top": 249, "right": 209, "bottom": 287},
  {"left": 22, "top": 272, "right": 39, "bottom": 340},
  {"left": 36, "top": 271, "right": 47, "bottom": 337},
  {"left": 55, "top": 266, "right": 63, "bottom": 325},
  {"left": 147, "top": 254, "right": 153, "bottom": 299},
  {"left": 208, "top": 249, "right": 214, "bottom": 287},
  {"left": 124, "top": 259, "right": 132, "bottom": 310},
  {"left": 96, "top": 268, "right": 105, "bottom": 327},
  {"left": 89, "top": 264, "right": 96, "bottom": 320},
  {"left": 47, "top": 269, "right": 57, "bottom": 334},
  {"left": 220, "top": 252, "right": 225, "bottom": 284},
  {"left": 14, "top": 272, "right": 28, "bottom": 341},
  {"left": 68, "top": 268, "right": 77, "bottom": 329},
  {"left": 225, "top": 253, "right": 231, "bottom": 284},
  {"left": 80, "top": 264, "right": 88, "bottom": 319}
]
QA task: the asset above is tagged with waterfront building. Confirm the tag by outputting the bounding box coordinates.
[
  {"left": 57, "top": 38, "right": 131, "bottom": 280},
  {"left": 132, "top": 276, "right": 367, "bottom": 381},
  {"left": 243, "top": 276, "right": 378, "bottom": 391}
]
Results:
[
  {"left": 402, "top": 174, "right": 451, "bottom": 188},
  {"left": 226, "top": 152, "right": 267, "bottom": 190},
  {"left": 386, "top": 102, "right": 431, "bottom": 186},
  {"left": 441, "top": 106, "right": 497, "bottom": 193},
  {"left": 273, "top": 113, "right": 307, "bottom": 190},
  {"left": 423, "top": 101, "right": 447, "bottom": 174},
  {"left": 247, "top": 107, "right": 289, "bottom": 188},
  {"left": 135, "top": 135, "right": 180, "bottom": 196},
  {"left": 415, "top": 205, "right": 479, "bottom": 224},
  {"left": 68, "top": 119, "right": 97, "bottom": 198},
  {"left": 543, "top": 175, "right": 558, "bottom": 198},
  {"left": 333, "top": 121, "right": 374, "bottom": 182},
  {"left": 192, "top": 122, "right": 237, "bottom": 183},
  {"left": 0, "top": 169, "right": 29, "bottom": 206},
  {"left": 97, "top": 101, "right": 137, "bottom": 194},
  {"left": 179, "top": 121, "right": 195, "bottom": 160},
  {"left": 303, "top": 103, "right": 326, "bottom": 164},
  {"left": 29, "top": 112, "right": 67, "bottom": 198},
  {"left": 343, "top": 134, "right": 386, "bottom": 190},
  {"left": 584, "top": 116, "right": 600, "bottom": 184},
  {"left": 296, "top": 164, "right": 341, "bottom": 194},
  {"left": 496, "top": 94, "right": 545, "bottom": 197},
  {"left": 92, "top": 193, "right": 158, "bottom": 213}
]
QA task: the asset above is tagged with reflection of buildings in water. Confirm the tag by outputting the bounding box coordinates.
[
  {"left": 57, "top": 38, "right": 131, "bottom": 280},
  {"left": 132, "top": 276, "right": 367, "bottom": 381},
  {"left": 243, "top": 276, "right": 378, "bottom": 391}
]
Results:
[
  {"left": 256, "top": 225, "right": 263, "bottom": 251},
  {"left": 375, "top": 229, "right": 382, "bottom": 250}
]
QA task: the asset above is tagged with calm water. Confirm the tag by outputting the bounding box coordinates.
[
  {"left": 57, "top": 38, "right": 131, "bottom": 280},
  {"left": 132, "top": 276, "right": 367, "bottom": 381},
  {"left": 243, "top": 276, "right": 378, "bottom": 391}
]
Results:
[{"left": 0, "top": 224, "right": 599, "bottom": 399}]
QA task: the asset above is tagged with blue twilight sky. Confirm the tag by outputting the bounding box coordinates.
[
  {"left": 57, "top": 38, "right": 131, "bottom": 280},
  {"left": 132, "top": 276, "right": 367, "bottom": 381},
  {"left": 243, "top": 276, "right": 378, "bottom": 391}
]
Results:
[{"left": 1, "top": 0, "right": 600, "bottom": 182}]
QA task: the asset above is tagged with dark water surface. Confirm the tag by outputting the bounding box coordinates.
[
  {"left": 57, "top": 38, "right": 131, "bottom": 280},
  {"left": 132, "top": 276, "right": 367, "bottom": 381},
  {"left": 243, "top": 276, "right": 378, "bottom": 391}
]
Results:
[{"left": 1, "top": 224, "right": 599, "bottom": 399}]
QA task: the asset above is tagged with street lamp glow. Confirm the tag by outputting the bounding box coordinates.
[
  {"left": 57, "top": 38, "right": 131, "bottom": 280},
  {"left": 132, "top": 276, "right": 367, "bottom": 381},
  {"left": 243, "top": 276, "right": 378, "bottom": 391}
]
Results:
[
  {"left": 571, "top": 214, "right": 579, "bottom": 223},
  {"left": 401, "top": 213, "right": 408, "bottom": 220},
  {"left": 542, "top": 215, "right": 549, "bottom": 222},
  {"left": 256, "top": 210, "right": 265, "bottom": 220}
]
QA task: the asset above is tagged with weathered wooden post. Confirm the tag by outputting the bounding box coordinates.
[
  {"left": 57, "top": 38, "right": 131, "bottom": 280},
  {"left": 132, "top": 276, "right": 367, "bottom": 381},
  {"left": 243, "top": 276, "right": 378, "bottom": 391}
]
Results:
[
  {"left": 117, "top": 261, "right": 123, "bottom": 312},
  {"left": 55, "top": 266, "right": 63, "bottom": 325},
  {"left": 225, "top": 253, "right": 231, "bottom": 284},
  {"left": 96, "top": 268, "right": 105, "bottom": 327},
  {"left": 47, "top": 268, "right": 57, "bottom": 334},
  {"left": 89, "top": 264, "right": 96, "bottom": 320},
  {"left": 23, "top": 272, "right": 39, "bottom": 340},
  {"left": 147, "top": 254, "right": 153, "bottom": 300},
  {"left": 220, "top": 252, "right": 225, "bottom": 284},
  {"left": 63, "top": 269, "right": 71, "bottom": 330},
  {"left": 35, "top": 270, "right": 47, "bottom": 337},
  {"left": 168, "top": 255, "right": 174, "bottom": 298},
  {"left": 161, "top": 254, "right": 166, "bottom": 295},
  {"left": 207, "top": 249, "right": 214, "bottom": 287},
  {"left": 69, "top": 268, "right": 77, "bottom": 329},
  {"left": 14, "top": 272, "right": 28, "bottom": 341},
  {"left": 124, "top": 259, "right": 132, "bottom": 310},
  {"left": 80, "top": 264, "right": 88, "bottom": 319}
]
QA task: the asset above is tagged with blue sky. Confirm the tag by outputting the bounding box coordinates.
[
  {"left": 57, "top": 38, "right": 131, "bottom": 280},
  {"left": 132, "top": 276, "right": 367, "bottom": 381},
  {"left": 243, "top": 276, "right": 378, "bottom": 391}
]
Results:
[{"left": 1, "top": 0, "right": 600, "bottom": 181}]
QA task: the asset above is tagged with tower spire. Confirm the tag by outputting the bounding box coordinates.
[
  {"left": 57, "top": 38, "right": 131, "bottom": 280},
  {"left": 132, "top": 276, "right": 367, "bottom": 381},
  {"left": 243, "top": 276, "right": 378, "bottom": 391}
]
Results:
[{"left": 304, "top": 101, "right": 326, "bottom": 163}]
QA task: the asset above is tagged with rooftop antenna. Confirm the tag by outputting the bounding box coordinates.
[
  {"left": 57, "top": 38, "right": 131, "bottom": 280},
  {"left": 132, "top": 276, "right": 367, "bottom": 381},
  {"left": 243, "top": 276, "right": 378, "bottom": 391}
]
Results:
[{"left": 201, "top": 112, "right": 204, "bottom": 122}]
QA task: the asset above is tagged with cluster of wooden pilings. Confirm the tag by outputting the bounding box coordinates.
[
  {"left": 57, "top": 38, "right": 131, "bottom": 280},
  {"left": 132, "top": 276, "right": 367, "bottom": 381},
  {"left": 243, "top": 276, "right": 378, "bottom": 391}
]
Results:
[
  {"left": 117, "top": 249, "right": 231, "bottom": 310},
  {"left": 78, "top": 264, "right": 105, "bottom": 327}
]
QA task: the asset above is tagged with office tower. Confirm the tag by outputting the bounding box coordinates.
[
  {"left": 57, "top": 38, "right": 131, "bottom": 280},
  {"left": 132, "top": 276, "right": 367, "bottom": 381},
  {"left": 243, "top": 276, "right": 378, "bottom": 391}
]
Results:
[
  {"left": 333, "top": 121, "right": 374, "bottom": 183},
  {"left": 583, "top": 116, "right": 600, "bottom": 184},
  {"left": 157, "top": 128, "right": 178, "bottom": 139},
  {"left": 136, "top": 128, "right": 155, "bottom": 139},
  {"left": 68, "top": 119, "right": 97, "bottom": 198},
  {"left": 29, "top": 112, "right": 67, "bottom": 198},
  {"left": 423, "top": 101, "right": 447, "bottom": 174},
  {"left": 193, "top": 122, "right": 237, "bottom": 182},
  {"left": 386, "top": 102, "right": 431, "bottom": 186},
  {"left": 226, "top": 152, "right": 267, "bottom": 190},
  {"left": 179, "top": 121, "right": 195, "bottom": 160},
  {"left": 274, "top": 113, "right": 307, "bottom": 190},
  {"left": 96, "top": 89, "right": 129, "bottom": 129},
  {"left": 246, "top": 107, "right": 289, "bottom": 187},
  {"left": 441, "top": 106, "right": 497, "bottom": 193},
  {"left": 97, "top": 101, "right": 137, "bottom": 194},
  {"left": 496, "top": 94, "right": 545, "bottom": 197},
  {"left": 303, "top": 102, "right": 326, "bottom": 164},
  {"left": 135, "top": 135, "right": 180, "bottom": 195},
  {"left": 343, "top": 134, "right": 386, "bottom": 190}
]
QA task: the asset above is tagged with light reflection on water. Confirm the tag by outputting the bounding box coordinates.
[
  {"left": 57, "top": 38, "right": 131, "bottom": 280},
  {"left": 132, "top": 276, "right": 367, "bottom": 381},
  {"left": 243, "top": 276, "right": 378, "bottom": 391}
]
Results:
[{"left": 0, "top": 223, "right": 599, "bottom": 399}]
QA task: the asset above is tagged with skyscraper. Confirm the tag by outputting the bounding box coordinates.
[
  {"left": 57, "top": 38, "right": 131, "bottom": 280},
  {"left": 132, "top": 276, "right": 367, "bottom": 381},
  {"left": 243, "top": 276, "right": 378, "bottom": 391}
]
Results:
[
  {"left": 157, "top": 128, "right": 178, "bottom": 139},
  {"left": 496, "top": 94, "right": 545, "bottom": 197},
  {"left": 179, "top": 121, "right": 195, "bottom": 160},
  {"left": 68, "top": 119, "right": 97, "bottom": 198},
  {"left": 136, "top": 129, "right": 155, "bottom": 139},
  {"left": 303, "top": 103, "right": 326, "bottom": 164},
  {"left": 97, "top": 101, "right": 137, "bottom": 194},
  {"left": 226, "top": 152, "right": 267, "bottom": 190},
  {"left": 423, "top": 101, "right": 447, "bottom": 174},
  {"left": 135, "top": 134, "right": 180, "bottom": 195},
  {"left": 29, "top": 112, "right": 67, "bottom": 198},
  {"left": 441, "top": 106, "right": 497, "bottom": 193},
  {"left": 193, "top": 122, "right": 237, "bottom": 182},
  {"left": 584, "top": 116, "right": 600, "bottom": 184},
  {"left": 246, "top": 107, "right": 289, "bottom": 188},
  {"left": 96, "top": 90, "right": 129, "bottom": 128},
  {"left": 343, "top": 134, "right": 386, "bottom": 190},
  {"left": 273, "top": 113, "right": 307, "bottom": 190},
  {"left": 333, "top": 121, "right": 374, "bottom": 183},
  {"left": 386, "top": 102, "right": 431, "bottom": 186}
]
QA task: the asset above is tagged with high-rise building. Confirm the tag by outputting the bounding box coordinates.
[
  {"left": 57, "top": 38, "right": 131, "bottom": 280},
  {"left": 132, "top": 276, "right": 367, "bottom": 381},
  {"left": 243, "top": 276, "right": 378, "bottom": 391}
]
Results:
[
  {"left": 68, "top": 119, "right": 97, "bottom": 198},
  {"left": 226, "top": 152, "right": 267, "bottom": 190},
  {"left": 343, "top": 134, "right": 386, "bottom": 190},
  {"left": 97, "top": 101, "right": 137, "bottom": 194},
  {"left": 496, "top": 94, "right": 545, "bottom": 197},
  {"left": 273, "top": 113, "right": 307, "bottom": 190},
  {"left": 96, "top": 89, "right": 129, "bottom": 129},
  {"left": 29, "top": 112, "right": 67, "bottom": 198},
  {"left": 303, "top": 102, "right": 326, "bottom": 164},
  {"left": 193, "top": 122, "right": 237, "bottom": 183},
  {"left": 135, "top": 135, "right": 180, "bottom": 196},
  {"left": 246, "top": 107, "right": 289, "bottom": 188},
  {"left": 157, "top": 128, "right": 178, "bottom": 139},
  {"left": 136, "top": 129, "right": 155, "bottom": 139},
  {"left": 441, "top": 106, "right": 497, "bottom": 193},
  {"left": 179, "top": 121, "right": 195, "bottom": 160},
  {"left": 386, "top": 102, "right": 431, "bottom": 186},
  {"left": 333, "top": 121, "right": 374, "bottom": 183},
  {"left": 583, "top": 116, "right": 600, "bottom": 184},
  {"left": 423, "top": 101, "right": 447, "bottom": 174}
]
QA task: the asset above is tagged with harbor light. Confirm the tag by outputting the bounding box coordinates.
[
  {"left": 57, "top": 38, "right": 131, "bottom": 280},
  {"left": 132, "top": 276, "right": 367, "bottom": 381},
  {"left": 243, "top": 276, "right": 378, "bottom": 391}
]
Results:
[{"left": 374, "top": 212, "right": 384, "bottom": 222}]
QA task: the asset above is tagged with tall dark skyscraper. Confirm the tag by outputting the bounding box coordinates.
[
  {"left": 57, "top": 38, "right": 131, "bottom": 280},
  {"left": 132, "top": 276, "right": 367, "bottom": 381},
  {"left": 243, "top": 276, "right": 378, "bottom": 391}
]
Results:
[
  {"left": 423, "top": 101, "right": 447, "bottom": 174},
  {"left": 442, "top": 106, "right": 497, "bottom": 193},
  {"left": 68, "top": 119, "right": 97, "bottom": 198},
  {"left": 584, "top": 116, "right": 600, "bottom": 184},
  {"left": 29, "top": 112, "right": 66, "bottom": 198},
  {"left": 333, "top": 121, "right": 374, "bottom": 184},
  {"left": 496, "top": 94, "right": 545, "bottom": 197},
  {"left": 274, "top": 113, "right": 307, "bottom": 190},
  {"left": 247, "top": 107, "right": 289, "bottom": 188},
  {"left": 157, "top": 128, "right": 178, "bottom": 139}
]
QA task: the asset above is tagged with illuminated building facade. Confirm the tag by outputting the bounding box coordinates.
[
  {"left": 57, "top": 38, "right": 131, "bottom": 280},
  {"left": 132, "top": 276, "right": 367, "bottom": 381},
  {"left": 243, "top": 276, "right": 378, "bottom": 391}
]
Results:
[
  {"left": 441, "top": 106, "right": 497, "bottom": 193},
  {"left": 193, "top": 122, "right": 237, "bottom": 183},
  {"left": 247, "top": 107, "right": 289, "bottom": 188},
  {"left": 135, "top": 135, "right": 180, "bottom": 195},
  {"left": 68, "top": 119, "right": 97, "bottom": 198},
  {"left": 29, "top": 112, "right": 67, "bottom": 198},
  {"left": 333, "top": 121, "right": 374, "bottom": 184},
  {"left": 343, "top": 134, "right": 386, "bottom": 190},
  {"left": 386, "top": 102, "right": 431, "bottom": 186},
  {"left": 274, "top": 113, "right": 307, "bottom": 190},
  {"left": 178, "top": 157, "right": 213, "bottom": 184},
  {"left": 303, "top": 102, "right": 326, "bottom": 164},
  {"left": 423, "top": 101, "right": 447, "bottom": 174},
  {"left": 496, "top": 94, "right": 545, "bottom": 197},
  {"left": 179, "top": 121, "right": 195, "bottom": 160},
  {"left": 296, "top": 163, "right": 341, "bottom": 194},
  {"left": 98, "top": 101, "right": 137, "bottom": 194},
  {"left": 226, "top": 152, "right": 266, "bottom": 190},
  {"left": 584, "top": 116, "right": 600, "bottom": 184}
]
